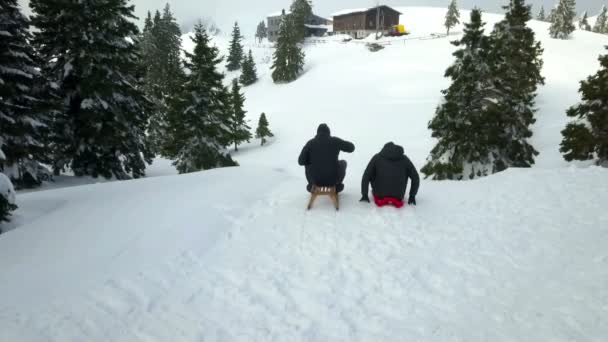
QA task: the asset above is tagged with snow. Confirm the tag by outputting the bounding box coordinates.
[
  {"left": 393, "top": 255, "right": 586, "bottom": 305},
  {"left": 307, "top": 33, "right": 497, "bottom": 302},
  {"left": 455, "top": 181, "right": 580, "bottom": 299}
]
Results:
[
  {"left": 2, "top": 6, "right": 608, "bottom": 342},
  {"left": 0, "top": 173, "right": 16, "bottom": 205}
]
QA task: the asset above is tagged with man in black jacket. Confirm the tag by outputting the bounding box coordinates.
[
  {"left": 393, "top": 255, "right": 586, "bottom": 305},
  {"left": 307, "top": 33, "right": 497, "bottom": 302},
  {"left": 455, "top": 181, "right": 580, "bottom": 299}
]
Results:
[
  {"left": 360, "top": 142, "right": 420, "bottom": 206},
  {"left": 298, "top": 124, "right": 355, "bottom": 193}
]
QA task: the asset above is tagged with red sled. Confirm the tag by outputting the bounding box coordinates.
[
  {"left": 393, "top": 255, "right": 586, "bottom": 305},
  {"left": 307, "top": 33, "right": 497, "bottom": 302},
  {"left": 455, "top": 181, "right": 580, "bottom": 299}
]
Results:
[{"left": 373, "top": 195, "right": 404, "bottom": 208}]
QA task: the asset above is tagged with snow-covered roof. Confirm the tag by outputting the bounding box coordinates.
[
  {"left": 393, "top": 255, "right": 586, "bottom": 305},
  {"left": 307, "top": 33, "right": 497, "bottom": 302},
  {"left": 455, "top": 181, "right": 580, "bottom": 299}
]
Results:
[
  {"left": 331, "top": 8, "right": 369, "bottom": 17},
  {"left": 304, "top": 24, "right": 332, "bottom": 30},
  {"left": 331, "top": 6, "right": 402, "bottom": 17},
  {"left": 268, "top": 10, "right": 291, "bottom": 17}
]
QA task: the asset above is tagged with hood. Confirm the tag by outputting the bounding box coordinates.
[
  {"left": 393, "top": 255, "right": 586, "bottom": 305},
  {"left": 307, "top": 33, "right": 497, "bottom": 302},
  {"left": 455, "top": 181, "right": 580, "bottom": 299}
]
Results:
[
  {"left": 317, "top": 124, "right": 331, "bottom": 136},
  {"left": 380, "top": 142, "right": 405, "bottom": 161}
]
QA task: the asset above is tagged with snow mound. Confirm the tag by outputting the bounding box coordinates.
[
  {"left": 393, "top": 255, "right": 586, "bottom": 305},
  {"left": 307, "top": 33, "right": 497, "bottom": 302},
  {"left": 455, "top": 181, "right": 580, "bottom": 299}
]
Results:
[
  {"left": 1, "top": 166, "right": 607, "bottom": 341},
  {"left": 0, "top": 173, "right": 16, "bottom": 205}
]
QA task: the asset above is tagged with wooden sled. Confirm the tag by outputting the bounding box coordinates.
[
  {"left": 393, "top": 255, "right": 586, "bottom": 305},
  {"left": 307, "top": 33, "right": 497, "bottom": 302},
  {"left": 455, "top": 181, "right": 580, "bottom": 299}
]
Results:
[{"left": 307, "top": 185, "right": 339, "bottom": 211}]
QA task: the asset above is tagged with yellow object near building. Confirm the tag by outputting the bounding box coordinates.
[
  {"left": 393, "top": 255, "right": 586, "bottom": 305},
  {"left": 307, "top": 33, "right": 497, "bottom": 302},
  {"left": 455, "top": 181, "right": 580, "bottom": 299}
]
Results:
[{"left": 394, "top": 24, "right": 406, "bottom": 34}]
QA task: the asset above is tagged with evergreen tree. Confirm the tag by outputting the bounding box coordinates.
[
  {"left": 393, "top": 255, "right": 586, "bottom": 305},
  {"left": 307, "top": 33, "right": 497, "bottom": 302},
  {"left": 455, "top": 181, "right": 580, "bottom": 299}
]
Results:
[
  {"left": 560, "top": 48, "right": 608, "bottom": 166},
  {"left": 227, "top": 22, "right": 244, "bottom": 71},
  {"left": 445, "top": 0, "right": 461, "bottom": 35},
  {"left": 0, "top": 0, "right": 51, "bottom": 187},
  {"left": 593, "top": 6, "right": 608, "bottom": 33},
  {"left": 164, "top": 24, "right": 236, "bottom": 173},
  {"left": 139, "top": 4, "right": 185, "bottom": 155},
  {"left": 290, "top": 0, "right": 313, "bottom": 42},
  {"left": 579, "top": 11, "right": 591, "bottom": 30},
  {"left": 422, "top": 9, "right": 501, "bottom": 180},
  {"left": 256, "top": 21, "right": 268, "bottom": 44},
  {"left": 240, "top": 50, "right": 258, "bottom": 86},
  {"left": 537, "top": 6, "right": 546, "bottom": 21},
  {"left": 256, "top": 113, "right": 274, "bottom": 146},
  {"left": 549, "top": 0, "right": 577, "bottom": 39},
  {"left": 229, "top": 79, "right": 252, "bottom": 151},
  {"left": 488, "top": 0, "right": 544, "bottom": 169},
  {"left": 272, "top": 11, "right": 305, "bottom": 83},
  {"left": 30, "top": 0, "right": 153, "bottom": 179}
]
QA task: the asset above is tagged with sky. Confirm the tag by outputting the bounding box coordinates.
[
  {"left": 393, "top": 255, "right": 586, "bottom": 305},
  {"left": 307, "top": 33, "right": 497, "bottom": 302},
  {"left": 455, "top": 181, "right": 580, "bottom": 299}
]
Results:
[{"left": 17, "top": 0, "right": 606, "bottom": 36}]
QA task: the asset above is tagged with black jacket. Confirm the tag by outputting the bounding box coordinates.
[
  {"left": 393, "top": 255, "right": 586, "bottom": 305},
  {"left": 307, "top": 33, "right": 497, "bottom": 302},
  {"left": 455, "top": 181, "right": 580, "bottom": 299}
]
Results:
[
  {"left": 298, "top": 124, "right": 355, "bottom": 186},
  {"left": 361, "top": 142, "right": 420, "bottom": 200}
]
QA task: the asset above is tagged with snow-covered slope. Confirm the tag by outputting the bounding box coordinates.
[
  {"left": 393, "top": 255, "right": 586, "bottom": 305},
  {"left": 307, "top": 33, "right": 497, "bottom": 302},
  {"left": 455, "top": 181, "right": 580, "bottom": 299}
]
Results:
[{"left": 1, "top": 7, "right": 608, "bottom": 342}]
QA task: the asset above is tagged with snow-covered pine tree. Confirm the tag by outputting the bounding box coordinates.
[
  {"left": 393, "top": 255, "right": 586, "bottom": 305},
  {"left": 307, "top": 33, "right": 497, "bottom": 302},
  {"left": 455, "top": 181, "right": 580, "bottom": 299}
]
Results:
[
  {"left": 240, "top": 50, "right": 258, "bottom": 86},
  {"left": 227, "top": 22, "right": 244, "bottom": 71},
  {"left": 164, "top": 24, "right": 236, "bottom": 173},
  {"left": 579, "top": 11, "right": 591, "bottom": 31},
  {"left": 421, "top": 9, "right": 502, "bottom": 180},
  {"left": 256, "top": 21, "right": 268, "bottom": 44},
  {"left": 549, "top": 0, "right": 577, "bottom": 39},
  {"left": 445, "top": 0, "right": 461, "bottom": 35},
  {"left": 489, "top": 0, "right": 544, "bottom": 169},
  {"left": 256, "top": 113, "right": 274, "bottom": 146},
  {"left": 560, "top": 47, "right": 608, "bottom": 166},
  {"left": 593, "top": 6, "right": 608, "bottom": 33},
  {"left": 0, "top": 0, "right": 51, "bottom": 188},
  {"left": 271, "top": 11, "right": 305, "bottom": 83},
  {"left": 537, "top": 6, "right": 546, "bottom": 21},
  {"left": 229, "top": 79, "right": 252, "bottom": 151},
  {"left": 141, "top": 4, "right": 185, "bottom": 156},
  {"left": 290, "top": 0, "right": 313, "bottom": 42},
  {"left": 30, "top": 0, "right": 153, "bottom": 179}
]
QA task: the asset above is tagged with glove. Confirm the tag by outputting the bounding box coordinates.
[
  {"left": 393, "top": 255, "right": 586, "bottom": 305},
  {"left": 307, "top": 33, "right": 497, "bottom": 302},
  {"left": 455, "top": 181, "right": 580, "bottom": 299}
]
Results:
[
  {"left": 408, "top": 195, "right": 416, "bottom": 206},
  {"left": 360, "top": 196, "right": 370, "bottom": 203}
]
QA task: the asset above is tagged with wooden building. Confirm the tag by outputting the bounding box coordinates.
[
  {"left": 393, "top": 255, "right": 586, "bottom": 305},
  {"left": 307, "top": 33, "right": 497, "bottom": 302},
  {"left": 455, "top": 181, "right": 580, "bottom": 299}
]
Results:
[{"left": 332, "top": 6, "right": 402, "bottom": 39}]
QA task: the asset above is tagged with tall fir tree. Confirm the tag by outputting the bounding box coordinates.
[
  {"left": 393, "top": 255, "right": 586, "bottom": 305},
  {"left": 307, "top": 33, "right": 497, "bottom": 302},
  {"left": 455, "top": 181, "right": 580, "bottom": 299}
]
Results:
[
  {"left": 422, "top": 9, "right": 502, "bottom": 180},
  {"left": 549, "top": 0, "right": 577, "bottom": 39},
  {"left": 272, "top": 11, "right": 305, "bottom": 83},
  {"left": 290, "top": 0, "right": 313, "bottom": 42},
  {"left": 30, "top": 0, "right": 153, "bottom": 179},
  {"left": 579, "top": 11, "right": 591, "bottom": 30},
  {"left": 256, "top": 21, "right": 268, "bottom": 44},
  {"left": 227, "top": 22, "right": 244, "bottom": 71},
  {"left": 445, "top": 0, "right": 461, "bottom": 35},
  {"left": 164, "top": 25, "right": 235, "bottom": 173},
  {"left": 593, "top": 6, "right": 607, "bottom": 33},
  {"left": 488, "top": 0, "right": 544, "bottom": 169},
  {"left": 256, "top": 113, "right": 274, "bottom": 146},
  {"left": 560, "top": 47, "right": 608, "bottom": 166},
  {"left": 229, "top": 79, "right": 252, "bottom": 151},
  {"left": 0, "top": 0, "right": 51, "bottom": 187},
  {"left": 537, "top": 6, "right": 546, "bottom": 21},
  {"left": 240, "top": 50, "right": 258, "bottom": 86},
  {"left": 139, "top": 4, "right": 185, "bottom": 155}
]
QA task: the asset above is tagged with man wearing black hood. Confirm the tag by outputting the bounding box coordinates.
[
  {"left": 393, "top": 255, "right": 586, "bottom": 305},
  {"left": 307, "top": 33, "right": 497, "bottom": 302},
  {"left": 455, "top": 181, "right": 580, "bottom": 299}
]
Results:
[
  {"left": 298, "top": 124, "right": 355, "bottom": 193},
  {"left": 360, "top": 142, "right": 420, "bottom": 207}
]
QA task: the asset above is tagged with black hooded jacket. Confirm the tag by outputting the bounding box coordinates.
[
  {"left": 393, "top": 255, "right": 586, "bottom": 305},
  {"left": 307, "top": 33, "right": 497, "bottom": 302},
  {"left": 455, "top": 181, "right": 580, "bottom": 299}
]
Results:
[
  {"left": 361, "top": 142, "right": 420, "bottom": 200},
  {"left": 298, "top": 124, "right": 355, "bottom": 186}
]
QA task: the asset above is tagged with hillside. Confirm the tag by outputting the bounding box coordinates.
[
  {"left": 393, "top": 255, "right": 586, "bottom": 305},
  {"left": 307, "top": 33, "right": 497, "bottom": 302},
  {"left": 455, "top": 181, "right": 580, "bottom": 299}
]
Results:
[{"left": 1, "top": 7, "right": 607, "bottom": 342}]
